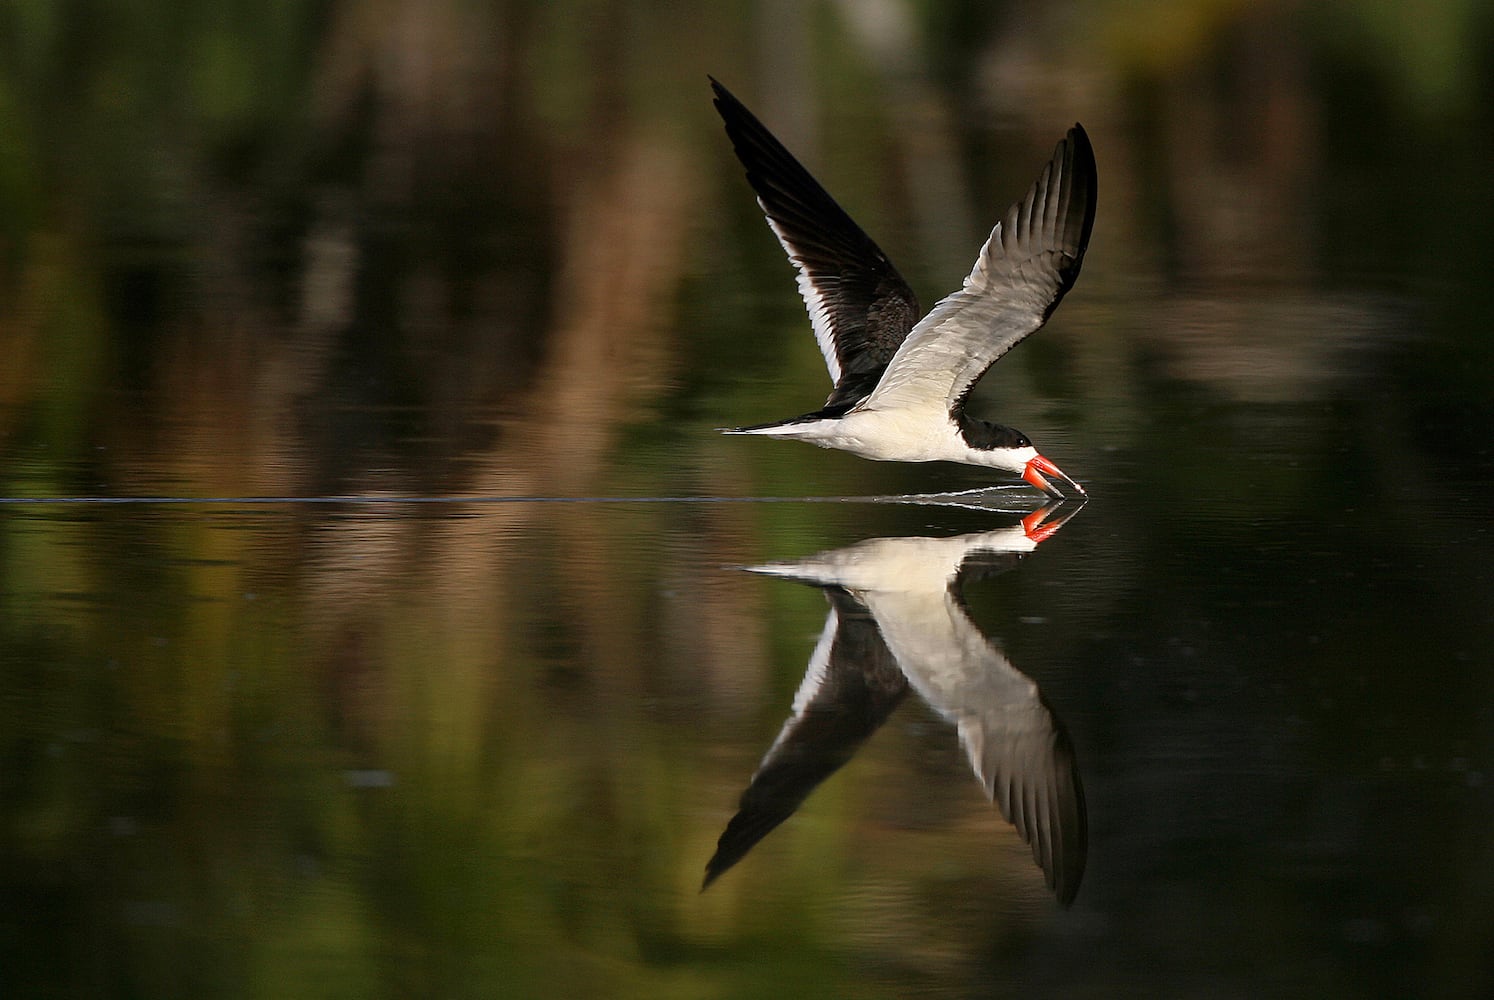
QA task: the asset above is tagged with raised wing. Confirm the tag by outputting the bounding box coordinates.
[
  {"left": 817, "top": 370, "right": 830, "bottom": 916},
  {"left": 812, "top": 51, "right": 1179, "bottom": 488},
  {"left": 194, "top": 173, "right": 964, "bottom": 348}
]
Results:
[
  {"left": 863, "top": 125, "right": 1096, "bottom": 415},
  {"left": 711, "top": 78, "right": 921, "bottom": 406}
]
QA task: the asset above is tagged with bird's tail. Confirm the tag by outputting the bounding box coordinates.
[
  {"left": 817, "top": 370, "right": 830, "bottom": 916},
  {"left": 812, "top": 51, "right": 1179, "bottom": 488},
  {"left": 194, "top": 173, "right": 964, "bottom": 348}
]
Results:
[
  {"left": 718, "top": 403, "right": 850, "bottom": 436},
  {"left": 717, "top": 416, "right": 816, "bottom": 436}
]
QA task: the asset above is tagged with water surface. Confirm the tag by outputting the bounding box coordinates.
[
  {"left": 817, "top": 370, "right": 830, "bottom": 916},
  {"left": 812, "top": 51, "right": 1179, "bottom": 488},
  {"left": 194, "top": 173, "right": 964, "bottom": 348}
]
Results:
[{"left": 2, "top": 4, "right": 1492, "bottom": 998}]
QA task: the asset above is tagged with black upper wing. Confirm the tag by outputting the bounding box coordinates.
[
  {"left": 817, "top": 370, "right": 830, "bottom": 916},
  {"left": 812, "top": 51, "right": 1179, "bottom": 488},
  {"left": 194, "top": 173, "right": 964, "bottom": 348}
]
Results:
[{"left": 711, "top": 78, "right": 921, "bottom": 407}]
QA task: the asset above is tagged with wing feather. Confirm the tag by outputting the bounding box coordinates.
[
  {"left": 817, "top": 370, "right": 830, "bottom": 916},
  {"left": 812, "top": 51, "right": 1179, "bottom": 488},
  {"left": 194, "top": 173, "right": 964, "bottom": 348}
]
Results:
[
  {"left": 864, "top": 125, "right": 1096, "bottom": 414},
  {"left": 711, "top": 79, "right": 920, "bottom": 404}
]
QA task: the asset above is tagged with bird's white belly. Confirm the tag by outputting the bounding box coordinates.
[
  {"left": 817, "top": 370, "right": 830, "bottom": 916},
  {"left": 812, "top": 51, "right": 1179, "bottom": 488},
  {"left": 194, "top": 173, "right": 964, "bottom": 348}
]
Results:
[{"left": 791, "top": 407, "right": 965, "bottom": 463}]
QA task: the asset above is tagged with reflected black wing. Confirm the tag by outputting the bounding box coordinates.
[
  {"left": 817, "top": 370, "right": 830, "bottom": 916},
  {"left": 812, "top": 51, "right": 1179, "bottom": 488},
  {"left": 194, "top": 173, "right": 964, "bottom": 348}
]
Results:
[
  {"left": 711, "top": 78, "right": 921, "bottom": 407},
  {"left": 865, "top": 537, "right": 1088, "bottom": 906},
  {"left": 964, "top": 706, "right": 1087, "bottom": 905},
  {"left": 702, "top": 589, "right": 907, "bottom": 888}
]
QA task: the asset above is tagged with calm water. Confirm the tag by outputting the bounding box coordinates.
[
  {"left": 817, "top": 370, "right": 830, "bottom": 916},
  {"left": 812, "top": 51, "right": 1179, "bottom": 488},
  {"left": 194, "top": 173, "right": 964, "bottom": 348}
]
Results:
[{"left": 3, "top": 4, "right": 1493, "bottom": 998}]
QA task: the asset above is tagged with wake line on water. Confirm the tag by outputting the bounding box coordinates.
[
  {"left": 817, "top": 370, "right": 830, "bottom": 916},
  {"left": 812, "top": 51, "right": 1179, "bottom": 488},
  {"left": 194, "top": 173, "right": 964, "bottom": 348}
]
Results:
[{"left": 0, "top": 486, "right": 1041, "bottom": 509}]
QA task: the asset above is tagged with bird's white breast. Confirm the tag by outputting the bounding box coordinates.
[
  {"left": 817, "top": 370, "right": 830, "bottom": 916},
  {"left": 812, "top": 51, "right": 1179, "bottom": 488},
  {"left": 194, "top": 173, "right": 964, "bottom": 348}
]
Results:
[{"left": 752, "top": 407, "right": 1034, "bottom": 473}]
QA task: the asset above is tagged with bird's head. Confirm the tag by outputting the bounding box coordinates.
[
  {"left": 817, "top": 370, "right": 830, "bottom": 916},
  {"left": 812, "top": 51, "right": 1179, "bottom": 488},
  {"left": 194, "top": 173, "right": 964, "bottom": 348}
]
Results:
[{"left": 958, "top": 415, "right": 1086, "bottom": 498}]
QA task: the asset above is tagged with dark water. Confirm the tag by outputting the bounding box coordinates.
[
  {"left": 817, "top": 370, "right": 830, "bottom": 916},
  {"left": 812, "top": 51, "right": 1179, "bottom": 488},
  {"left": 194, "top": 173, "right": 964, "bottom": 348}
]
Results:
[{"left": 3, "top": 4, "right": 1493, "bottom": 998}]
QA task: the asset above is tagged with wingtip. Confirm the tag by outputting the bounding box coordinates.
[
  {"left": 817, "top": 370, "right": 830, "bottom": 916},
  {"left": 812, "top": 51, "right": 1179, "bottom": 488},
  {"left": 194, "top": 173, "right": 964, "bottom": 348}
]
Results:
[
  {"left": 708, "top": 75, "right": 738, "bottom": 111},
  {"left": 1052, "top": 121, "right": 1097, "bottom": 269},
  {"left": 1060, "top": 122, "right": 1095, "bottom": 173}
]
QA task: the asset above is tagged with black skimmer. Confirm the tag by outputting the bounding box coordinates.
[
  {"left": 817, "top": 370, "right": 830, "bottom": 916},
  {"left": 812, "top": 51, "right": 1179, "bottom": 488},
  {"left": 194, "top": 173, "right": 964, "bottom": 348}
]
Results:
[
  {"left": 704, "top": 505, "right": 1086, "bottom": 903},
  {"left": 711, "top": 79, "right": 1096, "bottom": 498}
]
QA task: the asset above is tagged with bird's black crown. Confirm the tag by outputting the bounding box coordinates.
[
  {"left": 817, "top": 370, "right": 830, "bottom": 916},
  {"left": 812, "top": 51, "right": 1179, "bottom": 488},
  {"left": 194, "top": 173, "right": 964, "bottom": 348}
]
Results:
[{"left": 957, "top": 413, "right": 1032, "bottom": 451}]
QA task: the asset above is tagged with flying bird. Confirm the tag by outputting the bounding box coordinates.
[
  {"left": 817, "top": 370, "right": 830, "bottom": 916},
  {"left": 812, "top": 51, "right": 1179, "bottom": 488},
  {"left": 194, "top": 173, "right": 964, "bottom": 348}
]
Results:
[{"left": 711, "top": 78, "right": 1096, "bottom": 497}]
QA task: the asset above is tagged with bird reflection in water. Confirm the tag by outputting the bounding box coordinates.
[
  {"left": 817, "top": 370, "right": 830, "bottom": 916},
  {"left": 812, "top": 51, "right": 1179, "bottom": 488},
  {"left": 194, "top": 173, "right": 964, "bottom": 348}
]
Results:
[{"left": 705, "top": 502, "right": 1087, "bottom": 905}]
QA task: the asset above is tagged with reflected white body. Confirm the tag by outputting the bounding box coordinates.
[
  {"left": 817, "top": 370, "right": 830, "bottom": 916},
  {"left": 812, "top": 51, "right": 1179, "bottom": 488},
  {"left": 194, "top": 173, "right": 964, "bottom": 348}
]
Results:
[
  {"left": 750, "top": 527, "right": 1052, "bottom": 797},
  {"left": 717, "top": 515, "right": 1087, "bottom": 901}
]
